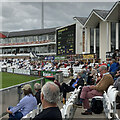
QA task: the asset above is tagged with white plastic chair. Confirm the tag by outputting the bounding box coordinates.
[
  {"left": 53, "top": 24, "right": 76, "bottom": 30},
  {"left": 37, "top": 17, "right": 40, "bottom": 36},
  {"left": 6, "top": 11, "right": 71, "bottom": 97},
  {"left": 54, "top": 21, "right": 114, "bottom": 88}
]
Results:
[
  {"left": 60, "top": 108, "right": 65, "bottom": 118},
  {"left": 64, "top": 103, "right": 73, "bottom": 119}
]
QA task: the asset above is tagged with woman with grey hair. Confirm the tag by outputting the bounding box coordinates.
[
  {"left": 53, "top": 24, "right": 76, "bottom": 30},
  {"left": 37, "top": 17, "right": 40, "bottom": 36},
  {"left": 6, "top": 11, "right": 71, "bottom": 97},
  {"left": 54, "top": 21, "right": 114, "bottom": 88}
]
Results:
[{"left": 33, "top": 82, "right": 62, "bottom": 120}]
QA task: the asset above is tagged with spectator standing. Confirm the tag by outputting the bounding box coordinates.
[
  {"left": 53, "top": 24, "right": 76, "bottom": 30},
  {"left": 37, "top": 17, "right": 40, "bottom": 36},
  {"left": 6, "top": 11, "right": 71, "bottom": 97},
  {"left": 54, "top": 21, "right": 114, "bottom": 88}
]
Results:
[
  {"left": 6, "top": 84, "right": 37, "bottom": 120},
  {"left": 33, "top": 82, "right": 62, "bottom": 120},
  {"left": 34, "top": 83, "right": 41, "bottom": 105}
]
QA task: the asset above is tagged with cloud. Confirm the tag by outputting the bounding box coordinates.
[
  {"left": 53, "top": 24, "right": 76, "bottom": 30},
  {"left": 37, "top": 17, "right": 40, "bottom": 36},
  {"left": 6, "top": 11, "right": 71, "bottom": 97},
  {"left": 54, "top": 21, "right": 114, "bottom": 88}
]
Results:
[{"left": 1, "top": 1, "right": 114, "bottom": 31}]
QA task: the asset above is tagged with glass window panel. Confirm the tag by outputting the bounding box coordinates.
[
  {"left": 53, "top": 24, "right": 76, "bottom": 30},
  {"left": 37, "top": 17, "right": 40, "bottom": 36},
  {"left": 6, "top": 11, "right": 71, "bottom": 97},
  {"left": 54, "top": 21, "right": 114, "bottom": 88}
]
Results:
[
  {"left": 34, "top": 36, "right": 39, "bottom": 42},
  {"left": 0, "top": 38, "right": 3, "bottom": 44},
  {"left": 118, "top": 23, "right": 120, "bottom": 50},
  {"left": 39, "top": 36, "right": 42, "bottom": 41},
  {"left": 111, "top": 22, "right": 116, "bottom": 52},
  {"left": 19, "top": 48, "right": 24, "bottom": 53},
  {"left": 42, "top": 35, "right": 47, "bottom": 41},
  {"left": 90, "top": 28, "right": 94, "bottom": 53},
  {"left": 0, "top": 48, "right": 2, "bottom": 54},
  {"left": 48, "top": 34, "right": 55, "bottom": 42},
  {"left": 96, "top": 28, "right": 99, "bottom": 58}
]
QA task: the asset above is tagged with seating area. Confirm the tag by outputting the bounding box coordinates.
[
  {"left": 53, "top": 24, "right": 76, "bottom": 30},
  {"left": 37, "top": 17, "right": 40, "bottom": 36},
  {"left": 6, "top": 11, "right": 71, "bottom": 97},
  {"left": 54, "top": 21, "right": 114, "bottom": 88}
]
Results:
[
  {"left": 22, "top": 103, "right": 42, "bottom": 119},
  {"left": 103, "top": 85, "right": 119, "bottom": 120},
  {"left": 22, "top": 80, "right": 120, "bottom": 120},
  {"left": 60, "top": 86, "right": 81, "bottom": 119},
  {"left": 59, "top": 68, "right": 70, "bottom": 77},
  {"left": 22, "top": 86, "right": 81, "bottom": 120}
]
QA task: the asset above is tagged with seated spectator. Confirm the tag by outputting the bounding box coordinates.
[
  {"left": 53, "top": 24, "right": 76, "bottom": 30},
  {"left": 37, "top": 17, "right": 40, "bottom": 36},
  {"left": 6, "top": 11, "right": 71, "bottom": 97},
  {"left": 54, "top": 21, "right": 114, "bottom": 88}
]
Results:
[
  {"left": 6, "top": 84, "right": 37, "bottom": 120},
  {"left": 54, "top": 79, "right": 61, "bottom": 91},
  {"left": 34, "top": 83, "right": 41, "bottom": 105},
  {"left": 113, "top": 77, "right": 120, "bottom": 109},
  {"left": 75, "top": 65, "right": 114, "bottom": 115},
  {"left": 33, "top": 82, "right": 62, "bottom": 120},
  {"left": 61, "top": 72, "right": 84, "bottom": 104},
  {"left": 99, "top": 61, "right": 107, "bottom": 66},
  {"left": 112, "top": 49, "right": 119, "bottom": 61},
  {"left": 109, "top": 59, "right": 119, "bottom": 77},
  {"left": 87, "top": 66, "right": 97, "bottom": 85},
  {"left": 113, "top": 64, "right": 120, "bottom": 81}
]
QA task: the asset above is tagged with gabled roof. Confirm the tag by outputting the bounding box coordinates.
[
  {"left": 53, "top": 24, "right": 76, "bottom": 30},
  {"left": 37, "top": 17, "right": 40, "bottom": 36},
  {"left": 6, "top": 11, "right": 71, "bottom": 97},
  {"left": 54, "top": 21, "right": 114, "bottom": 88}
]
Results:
[
  {"left": 73, "top": 17, "right": 88, "bottom": 25},
  {"left": 84, "top": 9, "right": 109, "bottom": 27},
  {"left": 93, "top": 9, "right": 109, "bottom": 19},
  {"left": 8, "top": 27, "right": 57, "bottom": 37},
  {"left": 105, "top": 1, "right": 120, "bottom": 20}
]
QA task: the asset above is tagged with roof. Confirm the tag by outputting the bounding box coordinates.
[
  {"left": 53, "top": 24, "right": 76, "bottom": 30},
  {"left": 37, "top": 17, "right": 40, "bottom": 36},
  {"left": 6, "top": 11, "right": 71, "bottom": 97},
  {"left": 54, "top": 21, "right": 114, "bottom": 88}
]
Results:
[
  {"left": 93, "top": 9, "right": 109, "bottom": 19},
  {"left": 105, "top": 1, "right": 120, "bottom": 20},
  {"left": 84, "top": 9, "right": 109, "bottom": 27},
  {"left": 7, "top": 27, "right": 57, "bottom": 37},
  {"left": 0, "top": 33, "right": 7, "bottom": 38},
  {"left": 0, "top": 32, "right": 9, "bottom": 37},
  {"left": 73, "top": 17, "right": 88, "bottom": 25}
]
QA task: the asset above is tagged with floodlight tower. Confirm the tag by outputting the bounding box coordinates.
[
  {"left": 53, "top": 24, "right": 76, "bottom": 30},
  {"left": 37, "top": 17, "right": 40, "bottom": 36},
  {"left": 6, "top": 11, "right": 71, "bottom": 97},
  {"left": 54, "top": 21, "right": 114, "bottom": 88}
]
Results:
[{"left": 41, "top": 0, "right": 44, "bottom": 29}]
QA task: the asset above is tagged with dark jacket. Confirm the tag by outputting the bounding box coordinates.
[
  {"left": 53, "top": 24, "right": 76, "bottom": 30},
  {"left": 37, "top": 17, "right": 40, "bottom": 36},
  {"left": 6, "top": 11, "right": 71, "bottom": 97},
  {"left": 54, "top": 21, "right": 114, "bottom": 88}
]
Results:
[
  {"left": 70, "top": 77, "right": 84, "bottom": 88},
  {"left": 35, "top": 90, "right": 41, "bottom": 105}
]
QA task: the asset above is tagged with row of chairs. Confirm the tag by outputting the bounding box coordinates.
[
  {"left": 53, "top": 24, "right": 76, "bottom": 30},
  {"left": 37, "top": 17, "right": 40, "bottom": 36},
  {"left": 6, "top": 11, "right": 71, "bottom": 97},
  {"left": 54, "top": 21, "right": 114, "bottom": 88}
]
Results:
[
  {"left": 59, "top": 68, "right": 70, "bottom": 77},
  {"left": 103, "top": 85, "right": 119, "bottom": 120},
  {"left": 60, "top": 86, "right": 81, "bottom": 119},
  {"left": 22, "top": 103, "right": 42, "bottom": 119},
  {"left": 22, "top": 86, "right": 81, "bottom": 120}
]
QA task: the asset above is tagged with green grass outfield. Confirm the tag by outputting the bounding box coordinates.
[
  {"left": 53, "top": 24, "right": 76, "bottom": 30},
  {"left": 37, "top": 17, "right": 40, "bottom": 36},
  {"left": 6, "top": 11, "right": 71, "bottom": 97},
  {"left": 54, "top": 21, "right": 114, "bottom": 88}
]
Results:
[{"left": 0, "top": 72, "right": 39, "bottom": 89}]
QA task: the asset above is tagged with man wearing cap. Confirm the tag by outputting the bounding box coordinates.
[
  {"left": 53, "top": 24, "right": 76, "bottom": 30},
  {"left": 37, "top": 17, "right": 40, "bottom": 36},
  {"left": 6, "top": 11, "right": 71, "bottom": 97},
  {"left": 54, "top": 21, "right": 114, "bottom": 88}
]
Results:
[{"left": 7, "top": 84, "right": 37, "bottom": 120}]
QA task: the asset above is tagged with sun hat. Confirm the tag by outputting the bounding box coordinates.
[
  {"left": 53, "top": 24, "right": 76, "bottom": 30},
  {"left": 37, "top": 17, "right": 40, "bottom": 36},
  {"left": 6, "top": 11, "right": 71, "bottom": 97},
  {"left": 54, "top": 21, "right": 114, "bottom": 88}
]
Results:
[{"left": 22, "top": 84, "right": 31, "bottom": 90}]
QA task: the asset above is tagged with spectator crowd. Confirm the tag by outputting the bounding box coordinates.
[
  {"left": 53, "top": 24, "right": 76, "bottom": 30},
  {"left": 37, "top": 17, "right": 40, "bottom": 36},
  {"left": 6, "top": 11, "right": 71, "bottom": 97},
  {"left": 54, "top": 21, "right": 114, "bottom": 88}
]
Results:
[{"left": 4, "top": 50, "right": 120, "bottom": 119}]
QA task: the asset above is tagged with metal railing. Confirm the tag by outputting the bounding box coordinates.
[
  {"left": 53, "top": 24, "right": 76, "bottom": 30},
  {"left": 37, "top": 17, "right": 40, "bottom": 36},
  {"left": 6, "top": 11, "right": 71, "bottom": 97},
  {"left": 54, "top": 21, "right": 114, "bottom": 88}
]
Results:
[{"left": 0, "top": 77, "right": 45, "bottom": 118}]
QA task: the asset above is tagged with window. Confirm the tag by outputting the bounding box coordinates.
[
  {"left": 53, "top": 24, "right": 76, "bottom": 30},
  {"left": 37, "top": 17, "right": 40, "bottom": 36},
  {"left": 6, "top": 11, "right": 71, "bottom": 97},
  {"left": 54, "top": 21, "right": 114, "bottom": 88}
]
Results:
[
  {"left": 19, "top": 48, "right": 24, "bottom": 53},
  {"left": 0, "top": 38, "right": 3, "bottom": 44},
  {"left": 48, "top": 34, "right": 55, "bottom": 42},
  {"left": 38, "top": 36, "right": 42, "bottom": 41},
  {"left": 34, "top": 36, "right": 39, "bottom": 42},
  {"left": 90, "top": 28, "right": 94, "bottom": 53},
  {"left": 111, "top": 22, "right": 116, "bottom": 52},
  {"left": 96, "top": 28, "right": 99, "bottom": 58},
  {"left": 48, "top": 45, "right": 55, "bottom": 53},
  {"left": 17, "top": 37, "right": 25, "bottom": 43},
  {"left": 118, "top": 23, "right": 120, "bottom": 50},
  {"left": 3, "top": 49, "right": 8, "bottom": 54},
  {"left": 7, "top": 48, "right": 11, "bottom": 54},
  {"left": 11, "top": 48, "right": 16, "bottom": 54},
  {"left": 28, "top": 36, "right": 33, "bottom": 42},
  {"left": 42, "top": 35, "right": 47, "bottom": 41},
  {"left": 0, "top": 48, "right": 2, "bottom": 54}
]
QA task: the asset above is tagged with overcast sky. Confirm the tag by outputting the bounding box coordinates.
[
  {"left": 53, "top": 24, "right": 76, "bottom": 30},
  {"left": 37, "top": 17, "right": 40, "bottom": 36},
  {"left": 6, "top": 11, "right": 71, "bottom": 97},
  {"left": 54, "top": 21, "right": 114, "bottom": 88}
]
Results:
[{"left": 0, "top": 1, "right": 117, "bottom": 32}]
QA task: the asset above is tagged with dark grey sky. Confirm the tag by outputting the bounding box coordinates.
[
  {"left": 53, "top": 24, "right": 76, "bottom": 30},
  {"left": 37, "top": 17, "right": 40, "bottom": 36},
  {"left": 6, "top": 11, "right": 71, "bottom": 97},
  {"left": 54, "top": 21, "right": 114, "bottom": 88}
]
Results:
[{"left": 0, "top": 1, "right": 116, "bottom": 32}]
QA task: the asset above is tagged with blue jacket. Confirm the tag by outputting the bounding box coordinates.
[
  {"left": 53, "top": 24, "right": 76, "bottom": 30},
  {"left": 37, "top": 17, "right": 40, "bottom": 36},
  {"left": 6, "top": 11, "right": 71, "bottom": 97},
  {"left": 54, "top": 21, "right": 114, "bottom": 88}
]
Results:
[{"left": 109, "top": 62, "right": 119, "bottom": 73}]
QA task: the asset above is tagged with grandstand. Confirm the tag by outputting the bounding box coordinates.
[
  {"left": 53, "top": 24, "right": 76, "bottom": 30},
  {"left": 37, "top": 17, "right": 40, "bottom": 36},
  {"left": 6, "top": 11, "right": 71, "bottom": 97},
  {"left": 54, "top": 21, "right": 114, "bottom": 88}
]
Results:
[{"left": 0, "top": 28, "right": 56, "bottom": 60}]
